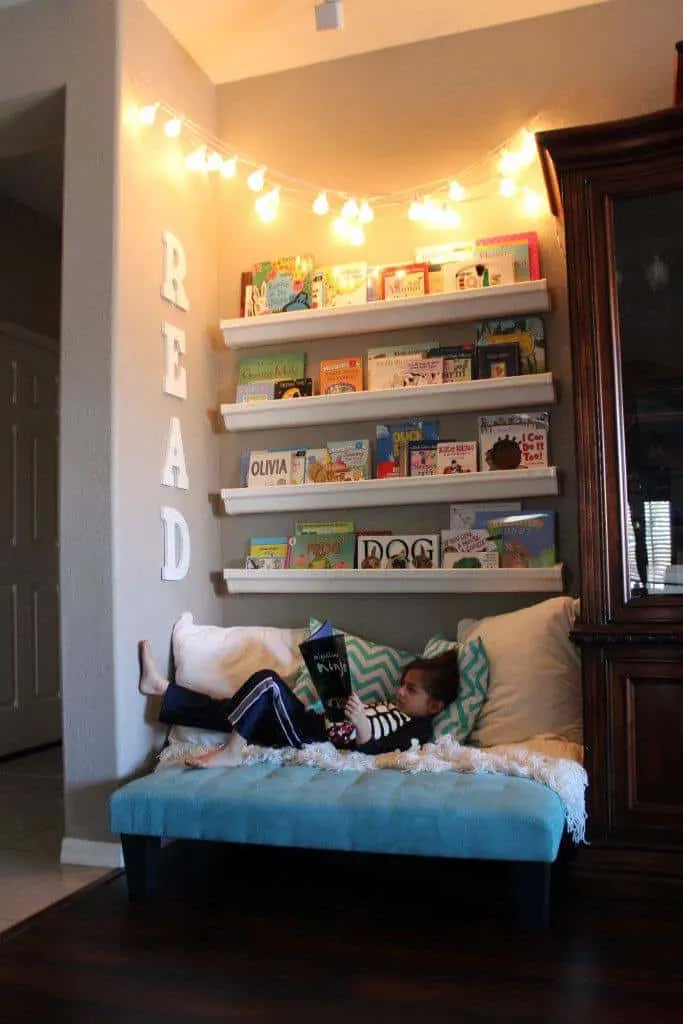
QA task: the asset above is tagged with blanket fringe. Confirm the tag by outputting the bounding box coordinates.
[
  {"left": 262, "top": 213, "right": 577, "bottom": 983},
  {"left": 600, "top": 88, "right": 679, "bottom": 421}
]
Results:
[{"left": 157, "top": 734, "right": 588, "bottom": 844}]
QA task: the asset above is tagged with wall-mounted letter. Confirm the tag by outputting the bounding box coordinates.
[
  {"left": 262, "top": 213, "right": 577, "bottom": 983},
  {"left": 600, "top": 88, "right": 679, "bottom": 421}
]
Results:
[
  {"left": 161, "top": 230, "right": 190, "bottom": 311},
  {"left": 161, "top": 321, "right": 187, "bottom": 399},
  {"left": 160, "top": 506, "right": 191, "bottom": 581},
  {"left": 161, "top": 416, "right": 189, "bottom": 490}
]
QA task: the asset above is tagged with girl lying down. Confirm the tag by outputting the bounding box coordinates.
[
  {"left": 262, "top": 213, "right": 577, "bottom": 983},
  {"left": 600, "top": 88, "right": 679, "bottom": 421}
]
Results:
[{"left": 138, "top": 641, "right": 460, "bottom": 768}]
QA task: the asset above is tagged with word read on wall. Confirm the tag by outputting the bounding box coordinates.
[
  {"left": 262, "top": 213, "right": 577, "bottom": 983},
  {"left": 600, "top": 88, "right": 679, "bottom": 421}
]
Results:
[{"left": 160, "top": 229, "right": 191, "bottom": 581}]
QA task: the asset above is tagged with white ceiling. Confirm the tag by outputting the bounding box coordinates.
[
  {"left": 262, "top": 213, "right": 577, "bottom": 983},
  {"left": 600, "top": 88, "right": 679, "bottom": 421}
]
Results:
[{"left": 142, "top": 0, "right": 612, "bottom": 84}]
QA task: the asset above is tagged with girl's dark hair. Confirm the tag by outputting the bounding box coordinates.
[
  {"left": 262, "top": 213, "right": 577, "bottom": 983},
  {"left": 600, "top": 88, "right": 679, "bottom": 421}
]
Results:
[{"left": 401, "top": 650, "right": 460, "bottom": 708}]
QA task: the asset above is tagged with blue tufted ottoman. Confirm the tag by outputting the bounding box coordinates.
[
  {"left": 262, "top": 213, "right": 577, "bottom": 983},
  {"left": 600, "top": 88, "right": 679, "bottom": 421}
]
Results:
[{"left": 109, "top": 764, "right": 567, "bottom": 927}]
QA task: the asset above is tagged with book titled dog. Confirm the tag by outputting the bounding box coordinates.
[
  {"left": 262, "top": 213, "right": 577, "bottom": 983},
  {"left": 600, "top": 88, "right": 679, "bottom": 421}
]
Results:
[{"left": 357, "top": 534, "right": 440, "bottom": 569}]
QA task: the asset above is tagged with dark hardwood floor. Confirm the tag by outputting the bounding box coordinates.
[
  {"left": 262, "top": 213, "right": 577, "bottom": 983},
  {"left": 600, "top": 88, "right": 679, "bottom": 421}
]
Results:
[{"left": 1, "top": 843, "right": 681, "bottom": 1023}]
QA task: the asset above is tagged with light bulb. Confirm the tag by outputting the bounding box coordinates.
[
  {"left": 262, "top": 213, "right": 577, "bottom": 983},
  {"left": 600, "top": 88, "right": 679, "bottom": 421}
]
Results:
[
  {"left": 185, "top": 147, "right": 207, "bottom": 172},
  {"left": 358, "top": 200, "right": 374, "bottom": 224},
  {"left": 341, "top": 197, "right": 359, "bottom": 220},
  {"left": 448, "top": 180, "right": 465, "bottom": 202},
  {"left": 206, "top": 151, "right": 223, "bottom": 172},
  {"left": 164, "top": 116, "right": 183, "bottom": 139},
  {"left": 499, "top": 178, "right": 517, "bottom": 198},
  {"left": 519, "top": 131, "right": 538, "bottom": 166},
  {"left": 138, "top": 103, "right": 159, "bottom": 126},
  {"left": 440, "top": 206, "right": 462, "bottom": 230},
  {"left": 348, "top": 224, "right": 365, "bottom": 246},
  {"left": 333, "top": 217, "right": 350, "bottom": 240},
  {"left": 247, "top": 166, "right": 266, "bottom": 192},
  {"left": 255, "top": 187, "right": 280, "bottom": 222},
  {"left": 408, "top": 199, "right": 424, "bottom": 222},
  {"left": 498, "top": 149, "right": 521, "bottom": 176},
  {"left": 312, "top": 191, "right": 329, "bottom": 215},
  {"left": 221, "top": 156, "right": 237, "bottom": 178}
]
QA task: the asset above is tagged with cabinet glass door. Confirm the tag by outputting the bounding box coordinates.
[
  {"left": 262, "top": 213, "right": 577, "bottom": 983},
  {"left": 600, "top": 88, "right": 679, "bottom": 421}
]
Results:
[{"left": 612, "top": 190, "right": 683, "bottom": 600}]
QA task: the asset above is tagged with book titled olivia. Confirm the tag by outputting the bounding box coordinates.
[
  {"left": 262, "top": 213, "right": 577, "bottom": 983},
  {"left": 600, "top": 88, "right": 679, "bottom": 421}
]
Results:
[{"left": 247, "top": 450, "right": 292, "bottom": 487}]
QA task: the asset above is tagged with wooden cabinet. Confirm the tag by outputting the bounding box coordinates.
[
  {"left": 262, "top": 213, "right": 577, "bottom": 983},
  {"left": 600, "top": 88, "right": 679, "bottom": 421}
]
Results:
[{"left": 538, "top": 107, "right": 683, "bottom": 883}]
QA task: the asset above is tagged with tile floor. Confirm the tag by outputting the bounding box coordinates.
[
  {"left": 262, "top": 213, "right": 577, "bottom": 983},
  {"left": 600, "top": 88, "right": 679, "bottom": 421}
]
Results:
[{"left": 0, "top": 746, "right": 113, "bottom": 934}]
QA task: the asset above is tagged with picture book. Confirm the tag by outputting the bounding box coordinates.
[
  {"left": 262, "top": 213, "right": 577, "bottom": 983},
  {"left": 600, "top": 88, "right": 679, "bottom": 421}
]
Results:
[
  {"left": 415, "top": 232, "right": 540, "bottom": 282},
  {"left": 376, "top": 419, "right": 439, "bottom": 478},
  {"left": 475, "top": 317, "right": 547, "bottom": 374},
  {"left": 237, "top": 352, "right": 306, "bottom": 385},
  {"left": 441, "top": 528, "right": 497, "bottom": 556},
  {"left": 484, "top": 510, "right": 556, "bottom": 568},
  {"left": 304, "top": 448, "right": 331, "bottom": 484},
  {"left": 380, "top": 263, "right": 429, "bottom": 301},
  {"left": 436, "top": 441, "right": 478, "bottom": 474},
  {"left": 407, "top": 440, "right": 438, "bottom": 477},
  {"left": 442, "top": 254, "right": 515, "bottom": 292},
  {"left": 250, "top": 255, "right": 314, "bottom": 314},
  {"left": 264, "top": 448, "right": 306, "bottom": 485},
  {"left": 298, "top": 625, "right": 351, "bottom": 722},
  {"left": 401, "top": 356, "right": 444, "bottom": 388},
  {"left": 442, "top": 550, "right": 500, "bottom": 569},
  {"left": 479, "top": 413, "right": 549, "bottom": 471},
  {"left": 246, "top": 450, "right": 292, "bottom": 488},
  {"left": 245, "top": 536, "right": 290, "bottom": 570},
  {"left": 319, "top": 357, "right": 363, "bottom": 395},
  {"left": 311, "top": 262, "right": 368, "bottom": 308},
  {"left": 325, "top": 439, "right": 371, "bottom": 482},
  {"left": 475, "top": 341, "right": 521, "bottom": 379},
  {"left": 235, "top": 381, "right": 276, "bottom": 403},
  {"left": 294, "top": 520, "right": 355, "bottom": 535},
  {"left": 427, "top": 345, "right": 475, "bottom": 383},
  {"left": 289, "top": 531, "right": 356, "bottom": 570},
  {"left": 357, "top": 534, "right": 440, "bottom": 570},
  {"left": 449, "top": 501, "right": 521, "bottom": 532},
  {"left": 366, "top": 352, "right": 420, "bottom": 391},
  {"left": 274, "top": 378, "right": 313, "bottom": 399}
]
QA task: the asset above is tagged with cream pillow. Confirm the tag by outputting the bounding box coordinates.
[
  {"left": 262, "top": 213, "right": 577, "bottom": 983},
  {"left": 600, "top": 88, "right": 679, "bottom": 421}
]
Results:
[
  {"left": 458, "top": 596, "right": 582, "bottom": 747},
  {"left": 171, "top": 612, "right": 307, "bottom": 699}
]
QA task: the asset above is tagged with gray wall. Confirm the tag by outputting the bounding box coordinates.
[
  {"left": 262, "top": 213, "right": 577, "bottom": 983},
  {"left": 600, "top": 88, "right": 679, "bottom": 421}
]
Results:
[{"left": 214, "top": 0, "right": 683, "bottom": 649}]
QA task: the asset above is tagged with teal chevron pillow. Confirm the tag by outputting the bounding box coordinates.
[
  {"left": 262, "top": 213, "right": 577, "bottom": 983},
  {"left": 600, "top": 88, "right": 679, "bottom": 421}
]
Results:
[
  {"left": 293, "top": 618, "right": 414, "bottom": 707},
  {"left": 423, "top": 634, "right": 490, "bottom": 742}
]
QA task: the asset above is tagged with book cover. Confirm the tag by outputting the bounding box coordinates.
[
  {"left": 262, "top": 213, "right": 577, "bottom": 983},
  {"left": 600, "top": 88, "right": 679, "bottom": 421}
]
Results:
[
  {"left": 235, "top": 381, "right": 276, "bottom": 403},
  {"left": 319, "top": 358, "right": 363, "bottom": 395},
  {"left": 427, "top": 345, "right": 475, "bottom": 383},
  {"left": 484, "top": 510, "right": 556, "bottom": 568},
  {"left": 246, "top": 536, "right": 290, "bottom": 570},
  {"left": 274, "top": 378, "right": 313, "bottom": 399},
  {"left": 237, "top": 352, "right": 306, "bottom": 385},
  {"left": 294, "top": 520, "right": 355, "bottom": 535},
  {"left": 251, "top": 255, "right": 314, "bottom": 313},
  {"left": 312, "top": 262, "right": 368, "bottom": 308},
  {"left": 475, "top": 316, "right": 547, "bottom": 374},
  {"left": 408, "top": 440, "right": 438, "bottom": 477},
  {"left": 357, "top": 534, "right": 440, "bottom": 569},
  {"left": 443, "top": 254, "right": 515, "bottom": 292},
  {"left": 441, "top": 528, "right": 497, "bottom": 555},
  {"left": 476, "top": 232, "right": 541, "bottom": 281},
  {"left": 476, "top": 341, "right": 521, "bottom": 379},
  {"left": 479, "top": 413, "right": 549, "bottom": 471},
  {"left": 304, "top": 448, "right": 332, "bottom": 484},
  {"left": 443, "top": 550, "right": 500, "bottom": 569},
  {"left": 380, "top": 263, "right": 429, "bottom": 301},
  {"left": 325, "top": 439, "right": 371, "bottom": 482},
  {"left": 376, "top": 420, "right": 439, "bottom": 478},
  {"left": 239, "top": 271, "right": 253, "bottom": 318},
  {"left": 298, "top": 630, "right": 351, "bottom": 722},
  {"left": 246, "top": 450, "right": 292, "bottom": 488},
  {"left": 366, "top": 352, "right": 419, "bottom": 391},
  {"left": 436, "top": 441, "right": 478, "bottom": 474},
  {"left": 289, "top": 532, "right": 356, "bottom": 570},
  {"left": 449, "top": 501, "right": 522, "bottom": 531},
  {"left": 402, "top": 356, "right": 444, "bottom": 388}
]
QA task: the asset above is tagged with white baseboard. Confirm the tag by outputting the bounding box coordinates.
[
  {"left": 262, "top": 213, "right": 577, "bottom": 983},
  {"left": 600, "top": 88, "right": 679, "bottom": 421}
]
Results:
[{"left": 60, "top": 837, "right": 124, "bottom": 869}]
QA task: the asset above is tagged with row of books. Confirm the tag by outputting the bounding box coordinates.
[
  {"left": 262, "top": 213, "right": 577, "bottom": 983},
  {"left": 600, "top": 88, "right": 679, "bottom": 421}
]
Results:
[
  {"left": 238, "top": 232, "right": 542, "bottom": 317},
  {"left": 245, "top": 506, "right": 557, "bottom": 571},
  {"left": 234, "top": 317, "right": 546, "bottom": 404},
  {"left": 241, "top": 413, "right": 550, "bottom": 486}
]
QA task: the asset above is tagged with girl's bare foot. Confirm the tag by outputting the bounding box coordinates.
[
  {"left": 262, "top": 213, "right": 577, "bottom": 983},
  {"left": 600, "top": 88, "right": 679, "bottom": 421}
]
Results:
[
  {"left": 185, "top": 734, "right": 246, "bottom": 769},
  {"left": 138, "top": 640, "right": 170, "bottom": 696}
]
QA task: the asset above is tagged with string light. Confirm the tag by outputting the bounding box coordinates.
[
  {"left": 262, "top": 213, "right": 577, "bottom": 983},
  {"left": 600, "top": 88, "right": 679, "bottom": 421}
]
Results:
[
  {"left": 247, "top": 165, "right": 266, "bottom": 192},
  {"left": 135, "top": 96, "right": 547, "bottom": 242}
]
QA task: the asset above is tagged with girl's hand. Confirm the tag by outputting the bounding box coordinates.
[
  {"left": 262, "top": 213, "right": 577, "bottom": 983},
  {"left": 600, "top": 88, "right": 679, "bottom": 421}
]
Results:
[{"left": 345, "top": 694, "right": 372, "bottom": 745}]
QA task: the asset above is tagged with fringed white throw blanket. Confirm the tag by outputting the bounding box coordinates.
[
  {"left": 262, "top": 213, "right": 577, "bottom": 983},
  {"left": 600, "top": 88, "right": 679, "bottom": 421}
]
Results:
[{"left": 157, "top": 734, "right": 588, "bottom": 844}]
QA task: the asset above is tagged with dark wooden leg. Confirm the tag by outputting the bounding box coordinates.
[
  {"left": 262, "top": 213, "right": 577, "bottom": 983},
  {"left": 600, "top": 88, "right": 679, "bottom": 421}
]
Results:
[
  {"left": 511, "top": 861, "right": 551, "bottom": 930},
  {"left": 120, "top": 834, "right": 162, "bottom": 902}
]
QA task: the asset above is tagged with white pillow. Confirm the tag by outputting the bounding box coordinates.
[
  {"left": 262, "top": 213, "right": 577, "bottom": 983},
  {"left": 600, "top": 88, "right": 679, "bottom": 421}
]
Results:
[
  {"left": 172, "top": 612, "right": 307, "bottom": 699},
  {"left": 458, "top": 596, "right": 582, "bottom": 747}
]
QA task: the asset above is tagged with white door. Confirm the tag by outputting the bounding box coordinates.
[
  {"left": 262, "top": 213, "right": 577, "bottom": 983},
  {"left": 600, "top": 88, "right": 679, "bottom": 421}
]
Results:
[{"left": 0, "top": 323, "right": 60, "bottom": 756}]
